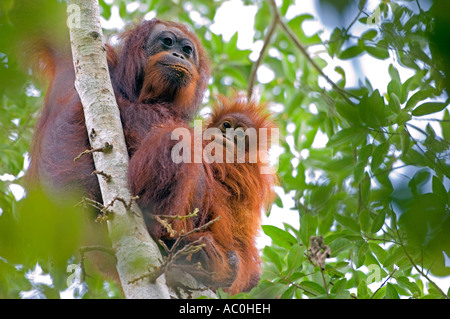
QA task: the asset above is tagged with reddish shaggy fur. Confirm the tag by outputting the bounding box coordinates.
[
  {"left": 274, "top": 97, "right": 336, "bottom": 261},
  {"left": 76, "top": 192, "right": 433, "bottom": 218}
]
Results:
[{"left": 25, "top": 19, "right": 276, "bottom": 294}]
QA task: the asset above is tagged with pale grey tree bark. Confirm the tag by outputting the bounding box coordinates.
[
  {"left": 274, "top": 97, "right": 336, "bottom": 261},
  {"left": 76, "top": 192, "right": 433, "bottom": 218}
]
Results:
[{"left": 66, "top": 0, "right": 170, "bottom": 299}]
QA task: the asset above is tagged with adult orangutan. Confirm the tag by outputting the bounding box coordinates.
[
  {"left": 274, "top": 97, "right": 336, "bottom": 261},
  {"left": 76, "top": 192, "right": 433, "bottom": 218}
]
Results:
[{"left": 25, "top": 18, "right": 277, "bottom": 294}]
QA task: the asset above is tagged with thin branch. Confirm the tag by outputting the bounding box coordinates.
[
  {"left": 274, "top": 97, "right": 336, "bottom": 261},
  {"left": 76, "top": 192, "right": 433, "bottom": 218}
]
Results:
[
  {"left": 73, "top": 142, "right": 113, "bottom": 162},
  {"left": 344, "top": 2, "right": 365, "bottom": 34},
  {"left": 76, "top": 197, "right": 105, "bottom": 211},
  {"left": 92, "top": 170, "right": 112, "bottom": 182},
  {"left": 247, "top": 13, "right": 279, "bottom": 99},
  {"left": 267, "top": 0, "right": 360, "bottom": 105},
  {"left": 102, "top": 195, "right": 139, "bottom": 214},
  {"left": 396, "top": 231, "right": 449, "bottom": 299},
  {"left": 412, "top": 118, "right": 450, "bottom": 122},
  {"left": 406, "top": 122, "right": 450, "bottom": 146},
  {"left": 369, "top": 267, "right": 397, "bottom": 299},
  {"left": 405, "top": 125, "right": 449, "bottom": 174}
]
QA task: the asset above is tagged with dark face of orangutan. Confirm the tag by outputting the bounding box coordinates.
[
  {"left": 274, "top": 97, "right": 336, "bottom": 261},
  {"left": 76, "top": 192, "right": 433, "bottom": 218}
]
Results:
[{"left": 138, "top": 23, "right": 201, "bottom": 108}]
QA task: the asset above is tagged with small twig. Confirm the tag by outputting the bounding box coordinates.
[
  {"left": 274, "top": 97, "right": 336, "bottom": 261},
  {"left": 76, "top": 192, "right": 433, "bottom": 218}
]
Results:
[
  {"left": 370, "top": 267, "right": 397, "bottom": 299},
  {"left": 267, "top": 0, "right": 360, "bottom": 105},
  {"left": 156, "top": 208, "right": 199, "bottom": 221},
  {"left": 320, "top": 270, "right": 329, "bottom": 299},
  {"left": 151, "top": 209, "right": 200, "bottom": 238},
  {"left": 184, "top": 216, "right": 220, "bottom": 237},
  {"left": 405, "top": 125, "right": 449, "bottom": 174},
  {"left": 102, "top": 195, "right": 139, "bottom": 213},
  {"left": 344, "top": 3, "right": 365, "bottom": 34},
  {"left": 75, "top": 197, "right": 113, "bottom": 222},
  {"left": 76, "top": 197, "right": 105, "bottom": 211},
  {"left": 154, "top": 215, "right": 176, "bottom": 238},
  {"left": 247, "top": 13, "right": 279, "bottom": 98},
  {"left": 412, "top": 118, "right": 450, "bottom": 122},
  {"left": 74, "top": 142, "right": 113, "bottom": 162},
  {"left": 92, "top": 170, "right": 112, "bottom": 182},
  {"left": 397, "top": 232, "right": 449, "bottom": 299},
  {"left": 406, "top": 122, "right": 450, "bottom": 146}
]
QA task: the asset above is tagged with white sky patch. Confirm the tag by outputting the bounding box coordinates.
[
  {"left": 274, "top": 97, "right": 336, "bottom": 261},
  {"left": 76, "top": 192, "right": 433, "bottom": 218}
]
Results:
[
  {"left": 210, "top": 0, "right": 257, "bottom": 50},
  {"left": 20, "top": 264, "right": 53, "bottom": 299},
  {"left": 100, "top": 5, "right": 125, "bottom": 30},
  {"left": 256, "top": 65, "right": 275, "bottom": 84},
  {"left": 9, "top": 184, "right": 26, "bottom": 201}
]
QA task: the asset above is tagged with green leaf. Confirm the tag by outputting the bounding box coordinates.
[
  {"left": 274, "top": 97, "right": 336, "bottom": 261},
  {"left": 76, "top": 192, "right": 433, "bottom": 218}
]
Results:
[
  {"left": 371, "top": 142, "right": 389, "bottom": 172},
  {"left": 408, "top": 169, "right": 431, "bottom": 195},
  {"left": 365, "top": 44, "right": 389, "bottom": 60},
  {"left": 263, "top": 246, "right": 283, "bottom": 271},
  {"left": 388, "top": 93, "right": 401, "bottom": 114},
  {"left": 441, "top": 109, "right": 450, "bottom": 142},
  {"left": 299, "top": 214, "right": 317, "bottom": 246},
  {"left": 353, "top": 161, "right": 366, "bottom": 185},
  {"left": 354, "top": 242, "right": 368, "bottom": 268},
  {"left": 251, "top": 281, "right": 289, "bottom": 299},
  {"left": 371, "top": 210, "right": 386, "bottom": 233},
  {"left": 298, "top": 281, "right": 326, "bottom": 297},
  {"left": 335, "top": 99, "right": 360, "bottom": 125},
  {"left": 359, "top": 90, "right": 386, "bottom": 128},
  {"left": 369, "top": 243, "right": 388, "bottom": 263},
  {"left": 328, "top": 27, "right": 344, "bottom": 57},
  {"left": 412, "top": 102, "right": 448, "bottom": 116},
  {"left": 359, "top": 210, "right": 371, "bottom": 233},
  {"left": 432, "top": 175, "right": 447, "bottom": 203},
  {"left": 262, "top": 225, "right": 297, "bottom": 249},
  {"left": 357, "top": 280, "right": 369, "bottom": 299},
  {"left": 330, "top": 278, "right": 348, "bottom": 298},
  {"left": 287, "top": 245, "right": 305, "bottom": 272},
  {"left": 339, "top": 45, "right": 364, "bottom": 60},
  {"left": 396, "top": 276, "right": 421, "bottom": 296},
  {"left": 386, "top": 283, "right": 400, "bottom": 299},
  {"left": 327, "top": 127, "right": 366, "bottom": 148},
  {"left": 383, "top": 247, "right": 403, "bottom": 268},
  {"left": 99, "top": 0, "right": 112, "bottom": 20},
  {"left": 361, "top": 29, "right": 378, "bottom": 40},
  {"left": 388, "top": 64, "right": 401, "bottom": 83},
  {"left": 400, "top": 70, "right": 427, "bottom": 103},
  {"left": 405, "top": 89, "right": 436, "bottom": 110},
  {"left": 335, "top": 213, "right": 360, "bottom": 233},
  {"left": 282, "top": 55, "right": 296, "bottom": 82},
  {"left": 118, "top": 1, "right": 126, "bottom": 18},
  {"left": 335, "top": 66, "right": 346, "bottom": 87},
  {"left": 328, "top": 238, "right": 353, "bottom": 257},
  {"left": 280, "top": 285, "right": 296, "bottom": 299}
]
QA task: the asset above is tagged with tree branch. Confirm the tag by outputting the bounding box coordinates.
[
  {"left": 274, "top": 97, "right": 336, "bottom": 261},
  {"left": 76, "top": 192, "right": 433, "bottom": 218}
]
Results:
[
  {"left": 267, "top": 0, "right": 359, "bottom": 105},
  {"left": 247, "top": 13, "right": 279, "bottom": 99}
]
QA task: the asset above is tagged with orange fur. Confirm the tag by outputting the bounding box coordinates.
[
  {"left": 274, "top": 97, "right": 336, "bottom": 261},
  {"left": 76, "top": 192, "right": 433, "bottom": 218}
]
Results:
[{"left": 205, "top": 97, "right": 278, "bottom": 293}]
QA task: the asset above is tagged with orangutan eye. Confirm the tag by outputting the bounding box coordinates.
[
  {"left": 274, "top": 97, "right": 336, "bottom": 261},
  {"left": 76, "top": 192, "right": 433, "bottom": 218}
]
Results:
[
  {"left": 162, "top": 37, "right": 173, "bottom": 46},
  {"left": 182, "top": 45, "right": 193, "bottom": 55},
  {"left": 222, "top": 121, "right": 232, "bottom": 129}
]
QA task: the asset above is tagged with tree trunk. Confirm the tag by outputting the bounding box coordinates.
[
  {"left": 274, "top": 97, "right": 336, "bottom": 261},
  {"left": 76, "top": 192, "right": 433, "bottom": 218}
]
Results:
[{"left": 66, "top": 0, "right": 170, "bottom": 299}]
